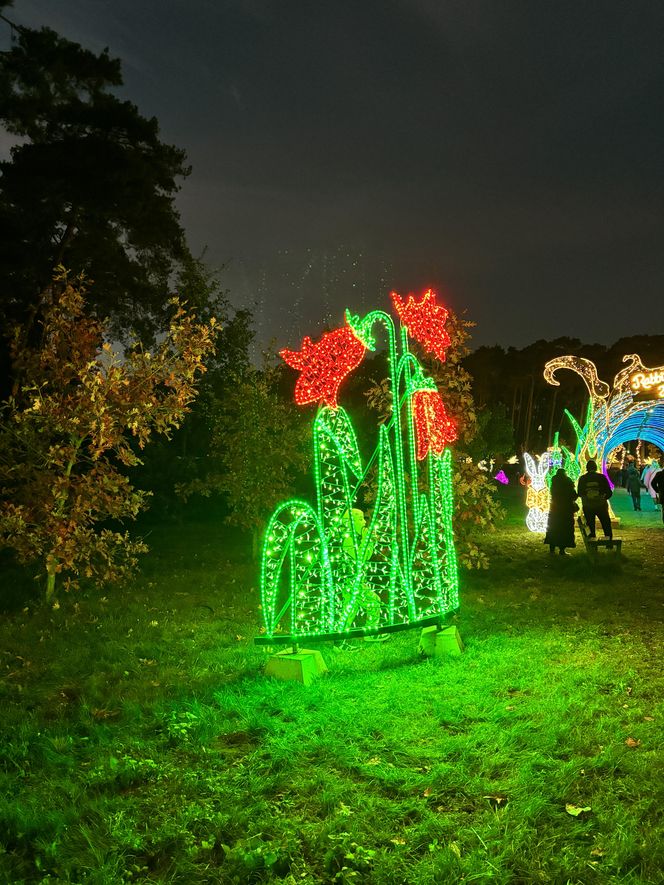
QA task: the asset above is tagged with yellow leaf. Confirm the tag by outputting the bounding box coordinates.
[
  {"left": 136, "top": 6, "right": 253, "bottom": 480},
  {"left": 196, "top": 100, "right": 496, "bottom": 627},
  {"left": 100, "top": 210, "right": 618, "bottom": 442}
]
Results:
[{"left": 565, "top": 803, "right": 592, "bottom": 816}]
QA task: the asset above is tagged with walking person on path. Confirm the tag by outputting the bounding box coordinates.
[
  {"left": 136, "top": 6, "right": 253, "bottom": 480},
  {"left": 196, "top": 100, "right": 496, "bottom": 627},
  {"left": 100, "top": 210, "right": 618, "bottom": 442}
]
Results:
[
  {"left": 625, "top": 463, "right": 642, "bottom": 511},
  {"left": 577, "top": 460, "right": 613, "bottom": 540},
  {"left": 544, "top": 468, "right": 578, "bottom": 555}
]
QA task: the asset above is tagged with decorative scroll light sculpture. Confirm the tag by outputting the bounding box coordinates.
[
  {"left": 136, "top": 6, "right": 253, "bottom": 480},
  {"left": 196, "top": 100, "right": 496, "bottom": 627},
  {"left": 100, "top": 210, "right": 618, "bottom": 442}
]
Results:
[
  {"left": 543, "top": 354, "right": 664, "bottom": 481},
  {"left": 257, "top": 290, "right": 460, "bottom": 644}
]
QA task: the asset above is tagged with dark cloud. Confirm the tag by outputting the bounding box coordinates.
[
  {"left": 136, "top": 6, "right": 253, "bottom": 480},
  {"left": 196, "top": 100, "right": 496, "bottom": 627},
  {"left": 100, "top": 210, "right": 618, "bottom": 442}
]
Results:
[{"left": 10, "top": 0, "right": 664, "bottom": 349}]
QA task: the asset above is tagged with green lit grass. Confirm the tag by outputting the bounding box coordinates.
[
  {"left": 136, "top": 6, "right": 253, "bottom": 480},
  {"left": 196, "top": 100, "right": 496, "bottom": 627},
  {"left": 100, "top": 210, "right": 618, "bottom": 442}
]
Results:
[{"left": 1, "top": 488, "right": 663, "bottom": 883}]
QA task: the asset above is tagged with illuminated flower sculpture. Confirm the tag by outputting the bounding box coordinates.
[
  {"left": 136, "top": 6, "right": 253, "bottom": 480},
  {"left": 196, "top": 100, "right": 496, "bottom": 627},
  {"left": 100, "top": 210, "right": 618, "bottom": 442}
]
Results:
[
  {"left": 280, "top": 324, "right": 365, "bottom": 408},
  {"left": 391, "top": 289, "right": 451, "bottom": 362},
  {"left": 411, "top": 385, "right": 457, "bottom": 460},
  {"left": 257, "top": 289, "right": 460, "bottom": 646}
]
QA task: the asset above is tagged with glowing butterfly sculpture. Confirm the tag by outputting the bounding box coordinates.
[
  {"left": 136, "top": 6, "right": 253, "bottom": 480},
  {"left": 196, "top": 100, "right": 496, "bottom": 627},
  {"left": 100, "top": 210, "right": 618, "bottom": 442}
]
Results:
[
  {"left": 257, "top": 290, "right": 460, "bottom": 644},
  {"left": 544, "top": 354, "right": 664, "bottom": 482}
]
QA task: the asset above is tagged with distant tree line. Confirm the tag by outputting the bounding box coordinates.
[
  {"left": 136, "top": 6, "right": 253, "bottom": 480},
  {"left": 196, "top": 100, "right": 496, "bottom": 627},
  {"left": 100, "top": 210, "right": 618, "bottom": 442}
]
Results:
[{"left": 463, "top": 336, "right": 664, "bottom": 457}]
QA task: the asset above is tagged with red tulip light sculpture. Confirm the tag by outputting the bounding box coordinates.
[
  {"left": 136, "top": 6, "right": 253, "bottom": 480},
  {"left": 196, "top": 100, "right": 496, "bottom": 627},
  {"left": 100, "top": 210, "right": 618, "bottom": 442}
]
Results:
[{"left": 258, "top": 289, "right": 460, "bottom": 645}]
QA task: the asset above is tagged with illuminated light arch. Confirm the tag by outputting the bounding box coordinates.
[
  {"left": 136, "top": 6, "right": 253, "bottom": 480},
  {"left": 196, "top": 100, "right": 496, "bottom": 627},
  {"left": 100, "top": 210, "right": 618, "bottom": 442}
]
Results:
[
  {"left": 543, "top": 353, "right": 664, "bottom": 482},
  {"left": 257, "top": 290, "right": 460, "bottom": 645}
]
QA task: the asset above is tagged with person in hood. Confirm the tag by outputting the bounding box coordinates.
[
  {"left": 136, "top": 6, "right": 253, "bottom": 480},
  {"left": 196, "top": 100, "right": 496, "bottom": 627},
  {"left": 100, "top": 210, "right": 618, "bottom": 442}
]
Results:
[{"left": 544, "top": 468, "right": 578, "bottom": 555}]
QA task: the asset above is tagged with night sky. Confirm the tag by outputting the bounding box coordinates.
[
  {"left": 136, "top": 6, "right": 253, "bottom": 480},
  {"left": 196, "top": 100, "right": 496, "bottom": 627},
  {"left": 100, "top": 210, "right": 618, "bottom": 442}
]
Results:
[{"left": 4, "top": 1, "right": 663, "bottom": 351}]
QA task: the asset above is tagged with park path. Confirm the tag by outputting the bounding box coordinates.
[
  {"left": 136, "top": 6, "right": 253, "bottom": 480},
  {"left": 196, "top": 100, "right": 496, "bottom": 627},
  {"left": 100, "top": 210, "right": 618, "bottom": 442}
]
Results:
[{"left": 611, "top": 485, "right": 662, "bottom": 529}]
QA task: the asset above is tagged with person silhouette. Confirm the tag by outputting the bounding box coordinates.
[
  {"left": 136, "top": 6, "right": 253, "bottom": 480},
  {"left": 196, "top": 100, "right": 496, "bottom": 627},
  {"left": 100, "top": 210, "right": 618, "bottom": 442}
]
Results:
[
  {"left": 544, "top": 468, "right": 578, "bottom": 555},
  {"left": 577, "top": 460, "right": 612, "bottom": 539},
  {"left": 651, "top": 469, "right": 664, "bottom": 524},
  {"left": 625, "top": 463, "right": 642, "bottom": 511}
]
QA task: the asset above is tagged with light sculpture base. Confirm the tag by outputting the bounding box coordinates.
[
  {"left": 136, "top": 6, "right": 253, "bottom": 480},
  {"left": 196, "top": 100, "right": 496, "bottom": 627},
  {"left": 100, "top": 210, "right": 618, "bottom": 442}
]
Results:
[
  {"left": 418, "top": 624, "right": 464, "bottom": 658},
  {"left": 264, "top": 648, "right": 328, "bottom": 686}
]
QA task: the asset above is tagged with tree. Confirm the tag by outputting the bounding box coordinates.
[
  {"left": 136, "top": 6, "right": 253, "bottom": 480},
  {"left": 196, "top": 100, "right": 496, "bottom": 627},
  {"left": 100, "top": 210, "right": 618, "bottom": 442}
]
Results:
[
  {"left": 0, "top": 13, "right": 203, "bottom": 367},
  {"left": 0, "top": 271, "right": 216, "bottom": 599},
  {"left": 465, "top": 405, "right": 514, "bottom": 466},
  {"left": 176, "top": 361, "right": 311, "bottom": 558}
]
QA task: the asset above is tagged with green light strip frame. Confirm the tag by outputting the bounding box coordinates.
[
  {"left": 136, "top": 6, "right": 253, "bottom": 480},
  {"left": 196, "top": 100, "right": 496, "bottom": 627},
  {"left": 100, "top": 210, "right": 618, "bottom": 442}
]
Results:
[{"left": 257, "top": 306, "right": 459, "bottom": 643}]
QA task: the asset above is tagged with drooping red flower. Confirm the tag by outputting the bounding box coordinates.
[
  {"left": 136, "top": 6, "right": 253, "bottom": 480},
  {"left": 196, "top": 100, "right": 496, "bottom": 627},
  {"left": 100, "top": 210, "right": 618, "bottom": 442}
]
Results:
[
  {"left": 391, "top": 289, "right": 451, "bottom": 362},
  {"left": 280, "top": 325, "right": 365, "bottom": 408},
  {"left": 411, "top": 389, "right": 457, "bottom": 460}
]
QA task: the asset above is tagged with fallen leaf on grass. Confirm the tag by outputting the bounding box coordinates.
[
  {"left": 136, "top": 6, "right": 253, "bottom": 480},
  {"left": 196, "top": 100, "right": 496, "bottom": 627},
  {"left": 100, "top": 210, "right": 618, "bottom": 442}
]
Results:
[
  {"left": 644, "top": 716, "right": 654, "bottom": 722},
  {"left": 366, "top": 756, "right": 381, "bottom": 766},
  {"left": 591, "top": 847, "right": 606, "bottom": 857},
  {"left": 484, "top": 794, "right": 508, "bottom": 808},
  {"left": 625, "top": 737, "right": 641, "bottom": 748},
  {"left": 423, "top": 787, "right": 432, "bottom": 797},
  {"left": 565, "top": 804, "right": 592, "bottom": 816},
  {"left": 390, "top": 837, "right": 406, "bottom": 845}
]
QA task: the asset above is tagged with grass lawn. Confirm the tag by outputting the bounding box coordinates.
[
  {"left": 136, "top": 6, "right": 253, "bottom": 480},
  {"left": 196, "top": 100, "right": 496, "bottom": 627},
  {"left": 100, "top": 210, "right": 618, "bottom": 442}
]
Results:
[{"left": 1, "top": 484, "right": 663, "bottom": 884}]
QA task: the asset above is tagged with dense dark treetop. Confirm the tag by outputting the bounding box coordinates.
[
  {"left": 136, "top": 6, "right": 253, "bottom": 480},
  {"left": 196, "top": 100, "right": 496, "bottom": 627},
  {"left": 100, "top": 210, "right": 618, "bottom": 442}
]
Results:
[{"left": 0, "top": 18, "right": 196, "bottom": 349}]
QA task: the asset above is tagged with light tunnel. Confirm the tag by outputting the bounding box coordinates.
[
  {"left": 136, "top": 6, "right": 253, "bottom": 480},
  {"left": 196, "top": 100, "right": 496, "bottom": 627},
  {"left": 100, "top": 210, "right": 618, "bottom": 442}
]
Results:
[{"left": 603, "top": 401, "right": 664, "bottom": 463}]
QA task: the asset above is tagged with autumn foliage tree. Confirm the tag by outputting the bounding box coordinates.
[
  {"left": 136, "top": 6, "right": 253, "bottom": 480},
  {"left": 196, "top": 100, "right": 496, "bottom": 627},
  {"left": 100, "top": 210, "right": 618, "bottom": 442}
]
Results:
[{"left": 0, "top": 271, "right": 217, "bottom": 598}]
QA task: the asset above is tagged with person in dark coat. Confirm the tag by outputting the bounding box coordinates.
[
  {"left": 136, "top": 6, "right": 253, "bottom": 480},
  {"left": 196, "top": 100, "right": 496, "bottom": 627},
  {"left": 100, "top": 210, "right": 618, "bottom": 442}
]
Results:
[
  {"left": 577, "top": 459, "right": 613, "bottom": 539},
  {"left": 544, "top": 468, "right": 578, "bottom": 555},
  {"left": 651, "top": 469, "right": 664, "bottom": 524},
  {"left": 625, "top": 463, "right": 642, "bottom": 511}
]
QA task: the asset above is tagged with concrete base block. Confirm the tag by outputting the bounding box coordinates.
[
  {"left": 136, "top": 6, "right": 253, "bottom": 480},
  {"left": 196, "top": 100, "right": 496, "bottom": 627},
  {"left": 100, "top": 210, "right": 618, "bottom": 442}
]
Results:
[
  {"left": 264, "top": 648, "right": 328, "bottom": 686},
  {"left": 418, "top": 624, "right": 464, "bottom": 658}
]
